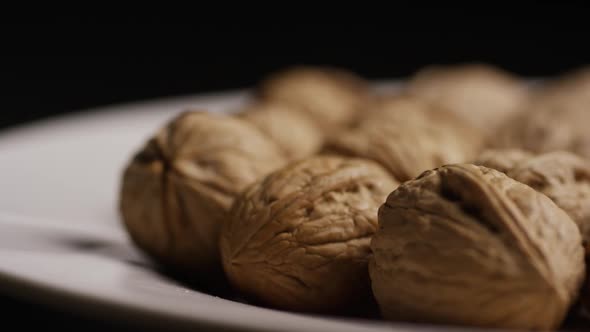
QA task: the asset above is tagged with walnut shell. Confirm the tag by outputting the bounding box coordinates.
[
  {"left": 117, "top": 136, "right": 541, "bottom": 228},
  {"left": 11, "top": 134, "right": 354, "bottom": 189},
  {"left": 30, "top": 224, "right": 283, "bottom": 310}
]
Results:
[
  {"left": 119, "top": 111, "right": 286, "bottom": 276},
  {"left": 407, "top": 63, "right": 529, "bottom": 135},
  {"left": 494, "top": 100, "right": 590, "bottom": 159},
  {"left": 370, "top": 164, "right": 584, "bottom": 330},
  {"left": 536, "top": 67, "right": 590, "bottom": 106},
  {"left": 474, "top": 148, "right": 534, "bottom": 174},
  {"left": 237, "top": 101, "right": 323, "bottom": 161},
  {"left": 326, "top": 96, "right": 483, "bottom": 182},
  {"left": 220, "top": 156, "right": 398, "bottom": 313},
  {"left": 476, "top": 149, "right": 590, "bottom": 253},
  {"left": 258, "top": 66, "right": 369, "bottom": 131}
]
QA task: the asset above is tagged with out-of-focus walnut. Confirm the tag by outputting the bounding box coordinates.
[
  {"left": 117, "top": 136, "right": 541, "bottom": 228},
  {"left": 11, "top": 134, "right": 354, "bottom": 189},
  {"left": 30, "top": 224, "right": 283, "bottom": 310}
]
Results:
[
  {"left": 370, "top": 164, "right": 584, "bottom": 330},
  {"left": 237, "top": 101, "right": 323, "bottom": 161},
  {"left": 354, "top": 93, "right": 436, "bottom": 123},
  {"left": 535, "top": 67, "right": 590, "bottom": 106},
  {"left": 407, "top": 63, "right": 529, "bottom": 136},
  {"left": 119, "top": 111, "right": 286, "bottom": 277},
  {"left": 475, "top": 149, "right": 590, "bottom": 253},
  {"left": 326, "top": 96, "right": 483, "bottom": 182},
  {"left": 494, "top": 100, "right": 590, "bottom": 159},
  {"left": 220, "top": 156, "right": 398, "bottom": 313},
  {"left": 474, "top": 149, "right": 534, "bottom": 174},
  {"left": 258, "top": 66, "right": 369, "bottom": 131},
  {"left": 493, "top": 68, "right": 590, "bottom": 158}
]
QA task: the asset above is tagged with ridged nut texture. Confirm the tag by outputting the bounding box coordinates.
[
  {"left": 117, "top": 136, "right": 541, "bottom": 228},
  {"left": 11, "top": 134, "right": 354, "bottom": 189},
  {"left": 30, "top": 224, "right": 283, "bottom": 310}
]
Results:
[
  {"left": 220, "top": 156, "right": 398, "bottom": 313},
  {"left": 238, "top": 101, "right": 323, "bottom": 161},
  {"left": 476, "top": 150, "right": 590, "bottom": 253},
  {"left": 370, "top": 164, "right": 584, "bottom": 330},
  {"left": 119, "top": 111, "right": 286, "bottom": 276},
  {"left": 327, "top": 96, "right": 483, "bottom": 182},
  {"left": 258, "top": 66, "right": 369, "bottom": 131}
]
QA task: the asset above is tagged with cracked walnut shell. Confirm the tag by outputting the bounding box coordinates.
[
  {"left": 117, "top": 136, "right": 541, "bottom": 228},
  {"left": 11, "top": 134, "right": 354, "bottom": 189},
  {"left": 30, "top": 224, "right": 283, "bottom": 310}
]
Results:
[
  {"left": 119, "top": 111, "right": 286, "bottom": 276},
  {"left": 258, "top": 66, "right": 369, "bottom": 131},
  {"left": 326, "top": 96, "right": 483, "bottom": 182},
  {"left": 370, "top": 164, "right": 584, "bottom": 330},
  {"left": 237, "top": 101, "right": 323, "bottom": 161},
  {"left": 220, "top": 156, "right": 398, "bottom": 313},
  {"left": 475, "top": 150, "right": 590, "bottom": 253}
]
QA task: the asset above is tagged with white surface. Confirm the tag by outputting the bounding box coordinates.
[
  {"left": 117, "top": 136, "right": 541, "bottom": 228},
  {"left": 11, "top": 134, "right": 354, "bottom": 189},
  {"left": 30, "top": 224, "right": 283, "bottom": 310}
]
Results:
[{"left": 0, "top": 84, "right": 460, "bottom": 332}]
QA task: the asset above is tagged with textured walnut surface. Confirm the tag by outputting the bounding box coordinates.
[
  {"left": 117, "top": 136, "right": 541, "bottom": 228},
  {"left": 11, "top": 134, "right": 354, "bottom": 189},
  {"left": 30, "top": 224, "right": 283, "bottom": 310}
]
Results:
[
  {"left": 258, "top": 66, "right": 369, "bottom": 131},
  {"left": 220, "top": 156, "right": 398, "bottom": 313},
  {"left": 370, "top": 164, "right": 584, "bottom": 330},
  {"left": 476, "top": 150, "right": 590, "bottom": 252},
  {"left": 407, "top": 63, "right": 529, "bottom": 135},
  {"left": 119, "top": 111, "right": 286, "bottom": 275},
  {"left": 326, "top": 96, "right": 483, "bottom": 182},
  {"left": 238, "top": 101, "right": 323, "bottom": 161}
]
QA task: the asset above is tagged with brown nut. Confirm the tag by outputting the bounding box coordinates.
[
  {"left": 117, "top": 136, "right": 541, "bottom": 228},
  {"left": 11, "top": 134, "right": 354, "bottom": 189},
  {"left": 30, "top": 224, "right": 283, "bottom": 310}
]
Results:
[
  {"left": 326, "top": 96, "right": 483, "bottom": 182},
  {"left": 258, "top": 66, "right": 369, "bottom": 131},
  {"left": 119, "top": 111, "right": 286, "bottom": 276},
  {"left": 474, "top": 148, "right": 534, "bottom": 174},
  {"left": 494, "top": 100, "right": 590, "bottom": 159},
  {"left": 535, "top": 67, "right": 590, "bottom": 106},
  {"left": 370, "top": 164, "right": 585, "bottom": 330},
  {"left": 237, "top": 101, "right": 323, "bottom": 161},
  {"left": 407, "top": 63, "right": 529, "bottom": 136},
  {"left": 220, "top": 155, "right": 398, "bottom": 313},
  {"left": 476, "top": 149, "right": 590, "bottom": 253}
]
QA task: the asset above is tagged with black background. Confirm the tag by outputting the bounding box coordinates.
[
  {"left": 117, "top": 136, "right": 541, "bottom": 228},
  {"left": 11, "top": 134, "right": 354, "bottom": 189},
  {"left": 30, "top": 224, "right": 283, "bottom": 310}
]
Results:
[
  {"left": 2, "top": 10, "right": 590, "bottom": 331},
  {"left": 2, "top": 11, "right": 590, "bottom": 129}
]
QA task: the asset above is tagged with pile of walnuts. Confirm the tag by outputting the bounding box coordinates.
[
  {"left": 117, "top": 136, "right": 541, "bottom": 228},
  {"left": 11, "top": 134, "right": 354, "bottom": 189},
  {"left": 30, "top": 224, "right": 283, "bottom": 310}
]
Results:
[{"left": 119, "top": 64, "right": 590, "bottom": 330}]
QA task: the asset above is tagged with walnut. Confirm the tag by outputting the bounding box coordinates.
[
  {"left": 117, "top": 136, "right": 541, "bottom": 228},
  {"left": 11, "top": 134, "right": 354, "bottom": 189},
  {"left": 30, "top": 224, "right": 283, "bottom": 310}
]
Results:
[
  {"left": 354, "top": 93, "right": 439, "bottom": 123},
  {"left": 535, "top": 67, "right": 590, "bottom": 106},
  {"left": 220, "top": 156, "right": 398, "bottom": 313},
  {"left": 494, "top": 100, "right": 590, "bottom": 159},
  {"left": 370, "top": 164, "right": 584, "bottom": 330},
  {"left": 407, "top": 63, "right": 529, "bottom": 136},
  {"left": 119, "top": 111, "right": 286, "bottom": 277},
  {"left": 475, "top": 149, "right": 590, "bottom": 253},
  {"left": 325, "top": 96, "right": 483, "bottom": 182},
  {"left": 474, "top": 148, "right": 534, "bottom": 174},
  {"left": 257, "top": 66, "right": 369, "bottom": 131},
  {"left": 237, "top": 101, "right": 323, "bottom": 161}
]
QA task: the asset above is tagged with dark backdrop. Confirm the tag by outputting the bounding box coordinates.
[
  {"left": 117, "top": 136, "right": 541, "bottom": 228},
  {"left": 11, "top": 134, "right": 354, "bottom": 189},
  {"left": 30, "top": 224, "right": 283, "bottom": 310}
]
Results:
[
  {"left": 2, "top": 16, "right": 590, "bottom": 129},
  {"left": 2, "top": 14, "right": 590, "bottom": 331}
]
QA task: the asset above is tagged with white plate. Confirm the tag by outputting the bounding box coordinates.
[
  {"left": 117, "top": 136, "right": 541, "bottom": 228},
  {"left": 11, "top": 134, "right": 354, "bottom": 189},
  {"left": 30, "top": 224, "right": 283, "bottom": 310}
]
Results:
[{"left": 0, "top": 83, "right": 463, "bottom": 332}]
